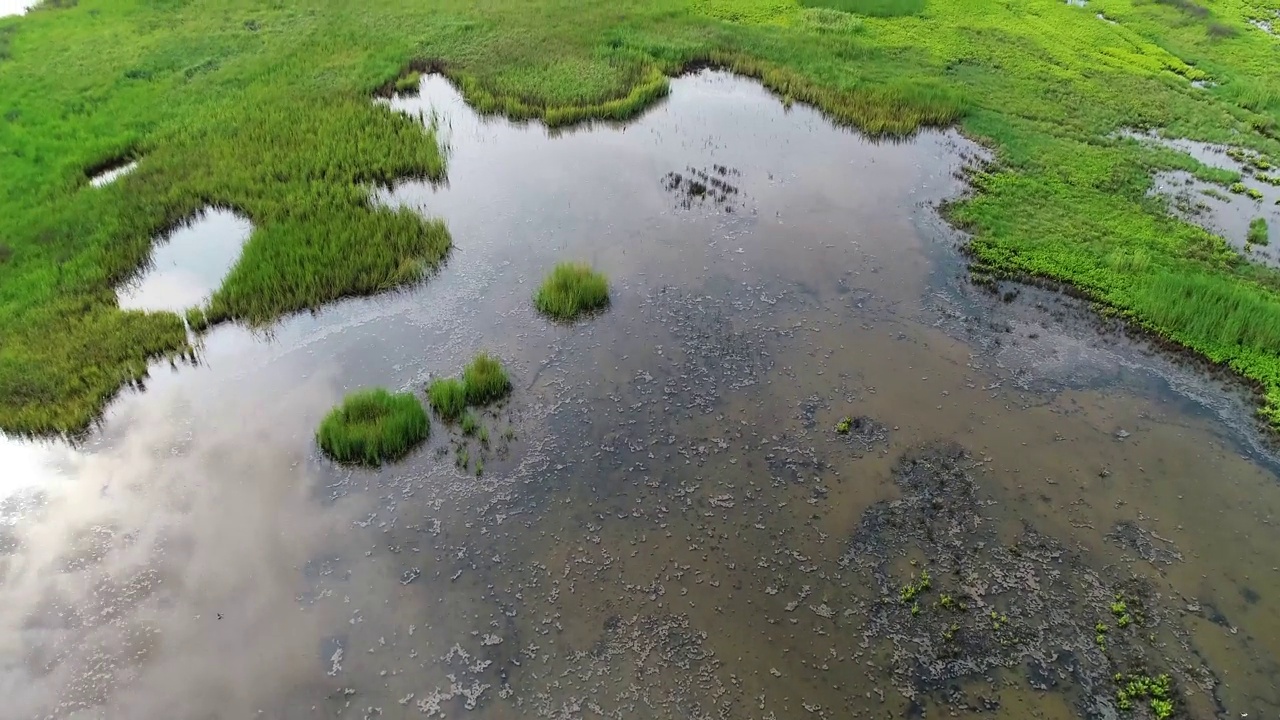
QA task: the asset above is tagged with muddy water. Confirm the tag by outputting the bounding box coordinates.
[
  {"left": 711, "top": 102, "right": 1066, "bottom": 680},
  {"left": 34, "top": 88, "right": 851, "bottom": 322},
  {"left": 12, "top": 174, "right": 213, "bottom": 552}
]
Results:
[{"left": 2, "top": 71, "right": 1279, "bottom": 719}]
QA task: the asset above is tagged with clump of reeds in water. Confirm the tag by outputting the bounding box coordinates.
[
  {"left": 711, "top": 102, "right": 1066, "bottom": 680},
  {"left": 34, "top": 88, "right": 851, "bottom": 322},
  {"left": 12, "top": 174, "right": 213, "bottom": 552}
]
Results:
[
  {"left": 316, "top": 388, "right": 428, "bottom": 465},
  {"left": 428, "top": 376, "right": 467, "bottom": 420},
  {"left": 428, "top": 352, "right": 512, "bottom": 421},
  {"left": 534, "top": 262, "right": 610, "bottom": 321},
  {"left": 462, "top": 352, "right": 511, "bottom": 405}
]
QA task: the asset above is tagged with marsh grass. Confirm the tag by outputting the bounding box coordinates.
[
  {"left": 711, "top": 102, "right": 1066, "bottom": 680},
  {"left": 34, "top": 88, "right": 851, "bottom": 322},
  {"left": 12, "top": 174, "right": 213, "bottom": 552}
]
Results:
[
  {"left": 1248, "top": 217, "right": 1270, "bottom": 246},
  {"left": 462, "top": 352, "right": 511, "bottom": 405},
  {"left": 316, "top": 389, "right": 428, "bottom": 466},
  {"left": 185, "top": 307, "right": 210, "bottom": 332},
  {"left": 461, "top": 411, "right": 480, "bottom": 436},
  {"left": 428, "top": 377, "right": 468, "bottom": 421},
  {"left": 534, "top": 263, "right": 610, "bottom": 321},
  {"left": 395, "top": 71, "right": 422, "bottom": 95},
  {"left": 798, "top": 0, "right": 925, "bottom": 17}
]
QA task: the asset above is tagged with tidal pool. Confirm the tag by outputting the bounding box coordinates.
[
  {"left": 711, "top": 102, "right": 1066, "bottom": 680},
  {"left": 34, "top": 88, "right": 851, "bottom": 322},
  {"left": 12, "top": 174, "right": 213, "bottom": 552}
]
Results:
[
  {"left": 1, "top": 71, "right": 1278, "bottom": 719},
  {"left": 115, "top": 208, "right": 252, "bottom": 313},
  {"left": 88, "top": 160, "right": 138, "bottom": 188}
]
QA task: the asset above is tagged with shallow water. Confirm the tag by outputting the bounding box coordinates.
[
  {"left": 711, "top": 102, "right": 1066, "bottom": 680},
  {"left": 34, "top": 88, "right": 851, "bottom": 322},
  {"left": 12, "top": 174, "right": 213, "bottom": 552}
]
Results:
[
  {"left": 115, "top": 208, "right": 253, "bottom": 313},
  {"left": 0, "top": 0, "right": 33, "bottom": 19},
  {"left": 2, "top": 71, "right": 1279, "bottom": 719},
  {"left": 1132, "top": 132, "right": 1280, "bottom": 265},
  {"left": 88, "top": 161, "right": 138, "bottom": 188}
]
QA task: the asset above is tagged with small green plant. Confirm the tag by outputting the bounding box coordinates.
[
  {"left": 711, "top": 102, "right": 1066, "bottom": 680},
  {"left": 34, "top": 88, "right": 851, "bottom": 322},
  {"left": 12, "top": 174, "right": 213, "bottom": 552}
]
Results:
[
  {"left": 1248, "top": 217, "right": 1269, "bottom": 245},
  {"left": 463, "top": 352, "right": 511, "bottom": 405},
  {"left": 1115, "top": 673, "right": 1173, "bottom": 719},
  {"left": 428, "top": 377, "right": 467, "bottom": 421},
  {"left": 394, "top": 71, "right": 421, "bottom": 94},
  {"left": 1110, "top": 598, "right": 1127, "bottom": 616},
  {"left": 1246, "top": 186, "right": 1265, "bottom": 200},
  {"left": 456, "top": 445, "right": 470, "bottom": 469},
  {"left": 479, "top": 425, "right": 490, "bottom": 446},
  {"left": 461, "top": 411, "right": 480, "bottom": 436},
  {"left": 899, "top": 569, "right": 931, "bottom": 603},
  {"left": 503, "top": 426, "right": 516, "bottom": 441},
  {"left": 941, "top": 623, "right": 958, "bottom": 642},
  {"left": 835, "top": 416, "right": 853, "bottom": 433},
  {"left": 990, "top": 610, "right": 1009, "bottom": 630},
  {"left": 534, "top": 262, "right": 610, "bottom": 320},
  {"left": 316, "top": 389, "right": 429, "bottom": 465},
  {"left": 1257, "top": 173, "right": 1280, "bottom": 186},
  {"left": 911, "top": 602, "right": 920, "bottom": 616},
  {"left": 476, "top": 458, "right": 484, "bottom": 476},
  {"left": 1229, "top": 181, "right": 1248, "bottom": 194},
  {"left": 1117, "top": 614, "right": 1131, "bottom": 628}
]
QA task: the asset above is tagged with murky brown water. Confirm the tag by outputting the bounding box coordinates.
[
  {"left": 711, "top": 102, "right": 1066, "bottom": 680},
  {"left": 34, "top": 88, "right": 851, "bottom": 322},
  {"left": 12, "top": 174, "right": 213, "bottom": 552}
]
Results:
[{"left": 2, "top": 71, "right": 1278, "bottom": 719}]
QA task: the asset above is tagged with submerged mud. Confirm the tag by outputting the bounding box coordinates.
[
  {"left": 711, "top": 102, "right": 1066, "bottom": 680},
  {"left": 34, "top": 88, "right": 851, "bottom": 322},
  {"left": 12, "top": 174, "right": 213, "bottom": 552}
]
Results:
[
  {"left": 845, "top": 444, "right": 1217, "bottom": 718},
  {"left": 0, "top": 71, "right": 1278, "bottom": 720}
]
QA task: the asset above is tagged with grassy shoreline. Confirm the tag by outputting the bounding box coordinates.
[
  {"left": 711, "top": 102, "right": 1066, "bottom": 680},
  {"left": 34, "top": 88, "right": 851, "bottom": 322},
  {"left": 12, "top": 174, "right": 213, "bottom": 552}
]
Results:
[{"left": 2, "top": 0, "right": 1279, "bottom": 434}]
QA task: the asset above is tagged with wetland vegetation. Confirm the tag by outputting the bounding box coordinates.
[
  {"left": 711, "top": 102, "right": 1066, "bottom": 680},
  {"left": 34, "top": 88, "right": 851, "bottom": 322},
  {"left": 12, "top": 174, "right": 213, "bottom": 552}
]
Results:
[
  {"left": 533, "top": 262, "right": 611, "bottom": 321},
  {"left": 429, "top": 352, "right": 511, "bottom": 424},
  {"left": 315, "top": 388, "right": 429, "bottom": 466},
  {"left": 1, "top": 0, "right": 1280, "bottom": 434}
]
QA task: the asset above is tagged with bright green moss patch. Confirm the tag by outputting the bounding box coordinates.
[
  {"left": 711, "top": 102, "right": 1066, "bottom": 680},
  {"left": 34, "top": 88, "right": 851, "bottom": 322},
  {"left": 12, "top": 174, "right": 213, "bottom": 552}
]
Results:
[
  {"left": 428, "top": 377, "right": 468, "bottom": 421},
  {"left": 462, "top": 352, "right": 511, "bottom": 406},
  {"left": 534, "top": 263, "right": 611, "bottom": 321},
  {"left": 316, "top": 389, "right": 429, "bottom": 466}
]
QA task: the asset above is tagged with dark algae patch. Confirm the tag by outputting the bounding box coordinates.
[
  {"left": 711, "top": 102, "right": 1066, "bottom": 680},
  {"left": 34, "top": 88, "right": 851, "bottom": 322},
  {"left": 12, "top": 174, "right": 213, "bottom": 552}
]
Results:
[
  {"left": 316, "top": 389, "right": 428, "bottom": 466},
  {"left": 841, "top": 443, "right": 1214, "bottom": 717}
]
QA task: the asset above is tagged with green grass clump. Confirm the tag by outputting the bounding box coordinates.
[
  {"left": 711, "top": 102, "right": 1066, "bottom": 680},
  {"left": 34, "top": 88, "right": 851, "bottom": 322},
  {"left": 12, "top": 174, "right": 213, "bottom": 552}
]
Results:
[
  {"left": 428, "top": 377, "right": 468, "bottom": 421},
  {"left": 185, "top": 306, "right": 210, "bottom": 332},
  {"left": 462, "top": 352, "right": 511, "bottom": 405},
  {"left": 534, "top": 262, "right": 610, "bottom": 321},
  {"left": 394, "top": 71, "right": 422, "bottom": 95},
  {"left": 461, "top": 411, "right": 480, "bottom": 436},
  {"left": 799, "top": 0, "right": 925, "bottom": 17},
  {"left": 1248, "top": 217, "right": 1269, "bottom": 246},
  {"left": 1115, "top": 673, "right": 1174, "bottom": 718},
  {"left": 316, "top": 389, "right": 428, "bottom": 465},
  {"left": 899, "top": 569, "right": 931, "bottom": 603}
]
